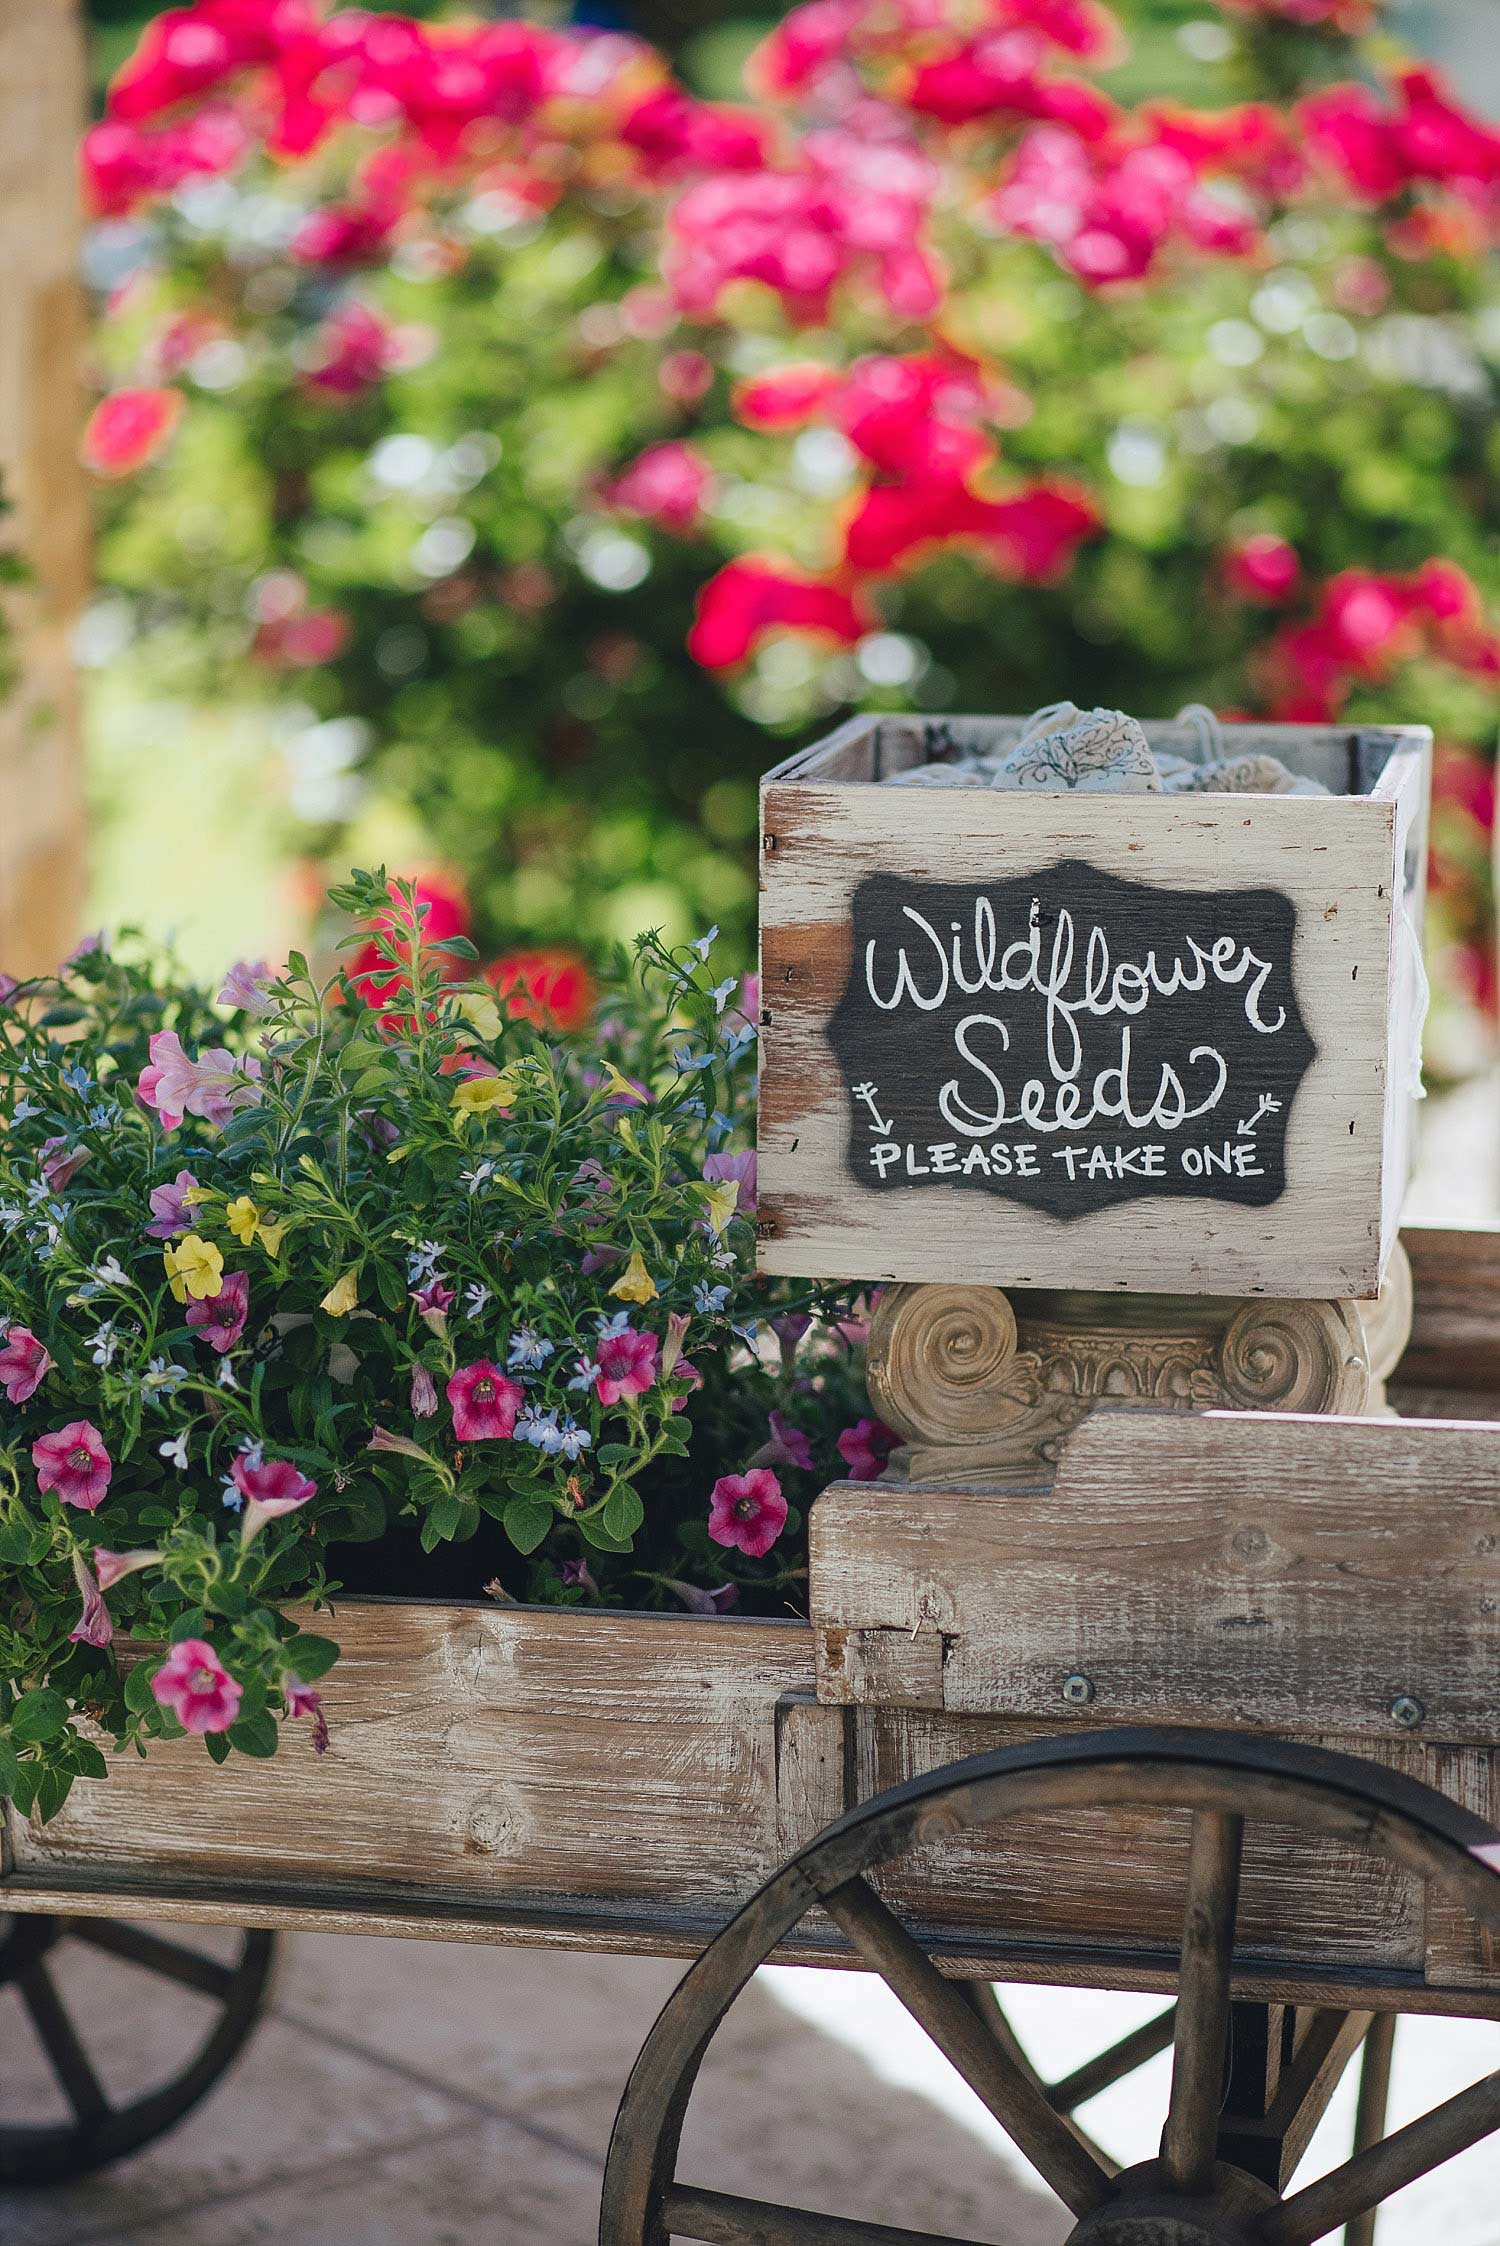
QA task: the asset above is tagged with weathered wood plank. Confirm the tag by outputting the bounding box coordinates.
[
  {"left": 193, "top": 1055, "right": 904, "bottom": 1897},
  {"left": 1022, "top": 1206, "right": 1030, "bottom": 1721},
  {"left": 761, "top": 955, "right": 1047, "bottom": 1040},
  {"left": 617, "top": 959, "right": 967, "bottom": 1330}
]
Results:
[
  {"left": 8, "top": 1602, "right": 815, "bottom": 1921},
  {"left": 758, "top": 740, "right": 1421, "bottom": 1298},
  {"left": 0, "top": 0, "right": 88, "bottom": 976},
  {"left": 775, "top": 1697, "right": 850, "bottom": 1859},
  {"left": 811, "top": 1412, "right": 1500, "bottom": 1744},
  {"left": 1399, "top": 1224, "right": 1500, "bottom": 1392}
]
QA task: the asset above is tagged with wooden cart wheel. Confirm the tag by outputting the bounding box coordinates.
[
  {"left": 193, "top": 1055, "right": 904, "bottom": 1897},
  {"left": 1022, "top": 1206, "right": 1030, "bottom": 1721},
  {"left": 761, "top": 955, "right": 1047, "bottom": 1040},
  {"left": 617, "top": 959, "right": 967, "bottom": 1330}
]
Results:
[
  {"left": 0, "top": 1913, "right": 276, "bottom": 2187},
  {"left": 601, "top": 1727, "right": 1500, "bottom": 2246}
]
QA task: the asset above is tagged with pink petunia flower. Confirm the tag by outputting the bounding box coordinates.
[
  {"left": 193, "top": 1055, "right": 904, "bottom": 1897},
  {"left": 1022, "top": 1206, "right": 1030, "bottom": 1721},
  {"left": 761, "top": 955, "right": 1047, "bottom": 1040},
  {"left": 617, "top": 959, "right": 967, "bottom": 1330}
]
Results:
[
  {"left": 33, "top": 1421, "right": 112, "bottom": 1511},
  {"left": 664, "top": 1577, "right": 741, "bottom": 1615},
  {"left": 708, "top": 1468, "right": 787, "bottom": 1558},
  {"left": 411, "top": 1362, "right": 439, "bottom": 1416},
  {"left": 761, "top": 1409, "right": 814, "bottom": 1473},
  {"left": 151, "top": 1639, "right": 243, "bottom": 1736},
  {"left": 37, "top": 1137, "right": 92, "bottom": 1194},
  {"left": 411, "top": 1276, "right": 455, "bottom": 1323},
  {"left": 94, "top": 1546, "right": 160, "bottom": 1590},
  {"left": 137, "top": 1029, "right": 262, "bottom": 1132},
  {"left": 69, "top": 1550, "right": 113, "bottom": 1649},
  {"left": 231, "top": 1454, "right": 318, "bottom": 1545},
  {"left": 284, "top": 1672, "right": 330, "bottom": 1754},
  {"left": 669, "top": 1356, "right": 703, "bottom": 1414},
  {"left": 146, "top": 1168, "right": 201, "bottom": 1239},
  {"left": 217, "top": 958, "right": 274, "bottom": 1014},
  {"left": 593, "top": 1327, "right": 659, "bottom": 1407},
  {"left": 447, "top": 1360, "right": 524, "bottom": 1441},
  {"left": 0, "top": 1325, "right": 53, "bottom": 1404},
  {"left": 186, "top": 1269, "right": 250, "bottom": 1355},
  {"left": 836, "top": 1417, "right": 900, "bottom": 1482}
]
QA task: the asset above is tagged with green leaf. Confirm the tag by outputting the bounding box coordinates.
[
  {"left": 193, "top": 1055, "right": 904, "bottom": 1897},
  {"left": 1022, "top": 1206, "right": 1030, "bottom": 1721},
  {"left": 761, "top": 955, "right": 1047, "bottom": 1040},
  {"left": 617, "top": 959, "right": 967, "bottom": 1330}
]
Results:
[
  {"left": 205, "top": 1730, "right": 231, "bottom": 1764},
  {"left": 0, "top": 1733, "right": 20, "bottom": 1795},
  {"left": 61, "top": 1739, "right": 108, "bottom": 1781},
  {"left": 503, "top": 1498, "right": 552, "bottom": 1555},
  {"left": 123, "top": 1662, "right": 159, "bottom": 1716},
  {"left": 227, "top": 1712, "right": 279, "bottom": 1759},
  {"left": 35, "top": 1766, "right": 73, "bottom": 1824},
  {"left": 169, "top": 1608, "right": 207, "bottom": 1645},
  {"left": 595, "top": 1444, "right": 634, "bottom": 1467},
  {"left": 0, "top": 1520, "right": 39, "bottom": 1565},
  {"left": 281, "top": 1632, "right": 338, "bottom": 1682},
  {"left": 602, "top": 1486, "right": 644, "bottom": 1542},
  {"left": 576, "top": 1514, "right": 634, "bottom": 1554},
  {"left": 11, "top": 1688, "right": 68, "bottom": 1747},
  {"left": 8, "top": 1761, "right": 39, "bottom": 1817},
  {"left": 427, "top": 935, "right": 480, "bottom": 959}
]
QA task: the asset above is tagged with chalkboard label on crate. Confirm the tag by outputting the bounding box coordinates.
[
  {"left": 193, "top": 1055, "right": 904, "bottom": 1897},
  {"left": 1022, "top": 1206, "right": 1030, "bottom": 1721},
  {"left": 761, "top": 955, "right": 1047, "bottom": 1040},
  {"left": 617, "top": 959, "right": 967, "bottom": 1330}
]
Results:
[{"left": 827, "top": 862, "right": 1315, "bottom": 1220}]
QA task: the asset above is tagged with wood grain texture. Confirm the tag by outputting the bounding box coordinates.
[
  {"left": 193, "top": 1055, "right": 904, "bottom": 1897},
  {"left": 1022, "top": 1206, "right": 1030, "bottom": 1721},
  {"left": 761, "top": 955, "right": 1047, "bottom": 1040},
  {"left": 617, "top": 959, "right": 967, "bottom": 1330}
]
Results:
[
  {"left": 0, "top": 0, "right": 88, "bottom": 975},
  {"left": 1399, "top": 1224, "right": 1500, "bottom": 1392},
  {"left": 6, "top": 1601, "right": 814, "bottom": 1922},
  {"left": 811, "top": 1411, "right": 1500, "bottom": 1743},
  {"left": 758, "top": 721, "right": 1430, "bottom": 1299}
]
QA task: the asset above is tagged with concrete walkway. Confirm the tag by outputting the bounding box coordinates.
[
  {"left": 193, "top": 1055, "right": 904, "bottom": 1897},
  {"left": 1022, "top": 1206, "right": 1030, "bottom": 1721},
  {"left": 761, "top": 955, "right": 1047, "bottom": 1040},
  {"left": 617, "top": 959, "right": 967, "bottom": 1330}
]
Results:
[{"left": 4, "top": 1924, "right": 1500, "bottom": 2243}]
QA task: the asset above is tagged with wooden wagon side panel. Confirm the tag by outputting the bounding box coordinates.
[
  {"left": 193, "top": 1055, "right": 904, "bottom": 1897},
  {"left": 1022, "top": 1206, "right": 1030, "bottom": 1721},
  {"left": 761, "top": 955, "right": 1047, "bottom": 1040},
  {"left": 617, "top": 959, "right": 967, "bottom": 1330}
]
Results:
[
  {"left": 811, "top": 1413, "right": 1500, "bottom": 1744},
  {"left": 4, "top": 1604, "right": 815, "bottom": 1930}
]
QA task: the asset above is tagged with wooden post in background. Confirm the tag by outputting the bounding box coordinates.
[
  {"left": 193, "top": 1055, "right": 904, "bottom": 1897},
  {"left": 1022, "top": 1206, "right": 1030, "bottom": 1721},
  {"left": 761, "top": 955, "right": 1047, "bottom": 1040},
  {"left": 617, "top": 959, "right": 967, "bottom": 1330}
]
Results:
[{"left": 0, "top": 0, "right": 90, "bottom": 977}]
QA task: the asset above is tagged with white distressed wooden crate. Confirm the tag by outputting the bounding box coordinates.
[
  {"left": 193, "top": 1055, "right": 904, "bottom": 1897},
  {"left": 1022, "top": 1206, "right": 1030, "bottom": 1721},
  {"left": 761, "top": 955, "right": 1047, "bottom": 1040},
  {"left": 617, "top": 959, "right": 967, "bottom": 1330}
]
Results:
[{"left": 756, "top": 715, "right": 1431, "bottom": 1300}]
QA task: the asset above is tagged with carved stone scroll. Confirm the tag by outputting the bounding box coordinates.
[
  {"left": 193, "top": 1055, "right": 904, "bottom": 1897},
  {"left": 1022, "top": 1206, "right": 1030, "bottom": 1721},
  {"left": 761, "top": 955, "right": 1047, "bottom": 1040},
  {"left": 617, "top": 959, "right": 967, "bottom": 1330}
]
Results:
[{"left": 866, "top": 1247, "right": 1411, "bottom": 1485}]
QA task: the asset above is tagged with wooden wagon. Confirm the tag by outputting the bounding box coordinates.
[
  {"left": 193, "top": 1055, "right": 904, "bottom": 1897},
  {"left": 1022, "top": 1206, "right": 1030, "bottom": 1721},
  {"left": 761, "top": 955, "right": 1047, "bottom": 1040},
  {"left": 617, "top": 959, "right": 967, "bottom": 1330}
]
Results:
[{"left": 5, "top": 1221, "right": 1500, "bottom": 2245}]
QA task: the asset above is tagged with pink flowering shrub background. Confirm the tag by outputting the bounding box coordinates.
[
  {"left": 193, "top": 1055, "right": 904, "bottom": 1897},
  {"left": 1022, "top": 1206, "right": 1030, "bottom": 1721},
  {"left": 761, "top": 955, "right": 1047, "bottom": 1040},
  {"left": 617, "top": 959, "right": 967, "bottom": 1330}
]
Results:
[{"left": 78, "top": 0, "right": 1500, "bottom": 1072}]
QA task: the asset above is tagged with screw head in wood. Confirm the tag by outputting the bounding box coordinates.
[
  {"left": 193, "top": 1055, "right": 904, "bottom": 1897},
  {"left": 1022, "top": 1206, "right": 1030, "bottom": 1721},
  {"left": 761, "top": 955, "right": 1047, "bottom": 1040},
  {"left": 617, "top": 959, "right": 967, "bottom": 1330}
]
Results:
[
  {"left": 1062, "top": 1672, "right": 1095, "bottom": 1706},
  {"left": 1390, "top": 1693, "right": 1425, "bottom": 1729}
]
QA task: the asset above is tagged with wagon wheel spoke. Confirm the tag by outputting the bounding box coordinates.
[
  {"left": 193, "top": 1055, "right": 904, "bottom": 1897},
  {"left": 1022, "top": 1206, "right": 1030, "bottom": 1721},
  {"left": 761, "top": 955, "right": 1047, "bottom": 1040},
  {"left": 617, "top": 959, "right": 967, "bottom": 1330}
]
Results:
[
  {"left": 1160, "top": 1808, "right": 1244, "bottom": 2195},
  {"left": 16, "top": 1960, "right": 112, "bottom": 2128},
  {"left": 663, "top": 2181, "right": 991, "bottom": 2245},
  {"left": 1260, "top": 2065, "right": 1500, "bottom": 2246},
  {"left": 1043, "top": 2002, "right": 1177, "bottom": 2115},
  {"left": 1342, "top": 2013, "right": 1396, "bottom": 2246},
  {"left": 960, "top": 1981, "right": 1123, "bottom": 2176},
  {"left": 68, "top": 1918, "right": 236, "bottom": 2001},
  {"left": 823, "top": 1875, "right": 1112, "bottom": 2218}
]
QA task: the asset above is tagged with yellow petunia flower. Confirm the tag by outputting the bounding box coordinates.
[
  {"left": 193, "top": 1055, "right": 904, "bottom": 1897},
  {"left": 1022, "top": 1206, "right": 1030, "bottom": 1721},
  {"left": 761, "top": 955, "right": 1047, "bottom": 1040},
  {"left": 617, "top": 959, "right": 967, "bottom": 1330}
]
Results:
[
  {"left": 319, "top": 1270, "right": 360, "bottom": 1317},
  {"left": 450, "top": 1065, "right": 524, "bottom": 1117},
  {"left": 163, "top": 1234, "right": 224, "bottom": 1305},
  {"left": 256, "top": 1219, "right": 288, "bottom": 1257},
  {"left": 702, "top": 1179, "right": 740, "bottom": 1236},
  {"left": 598, "top": 1061, "right": 644, "bottom": 1107},
  {"left": 609, "top": 1249, "right": 657, "bottom": 1305},
  {"left": 226, "top": 1195, "right": 261, "bottom": 1246}
]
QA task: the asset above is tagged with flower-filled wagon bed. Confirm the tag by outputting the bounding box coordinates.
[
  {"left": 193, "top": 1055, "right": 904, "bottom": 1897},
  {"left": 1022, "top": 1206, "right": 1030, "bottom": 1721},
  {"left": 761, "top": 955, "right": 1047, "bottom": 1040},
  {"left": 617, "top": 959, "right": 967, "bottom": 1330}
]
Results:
[{"left": 0, "top": 877, "right": 885, "bottom": 1939}]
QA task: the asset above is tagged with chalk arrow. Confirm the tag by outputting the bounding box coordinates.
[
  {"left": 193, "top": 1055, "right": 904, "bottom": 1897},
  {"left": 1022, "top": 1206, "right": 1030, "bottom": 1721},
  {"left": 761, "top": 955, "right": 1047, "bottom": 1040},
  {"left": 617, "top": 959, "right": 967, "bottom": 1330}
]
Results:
[
  {"left": 1236, "top": 1094, "right": 1282, "bottom": 1137},
  {"left": 851, "top": 1081, "right": 894, "bottom": 1134}
]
